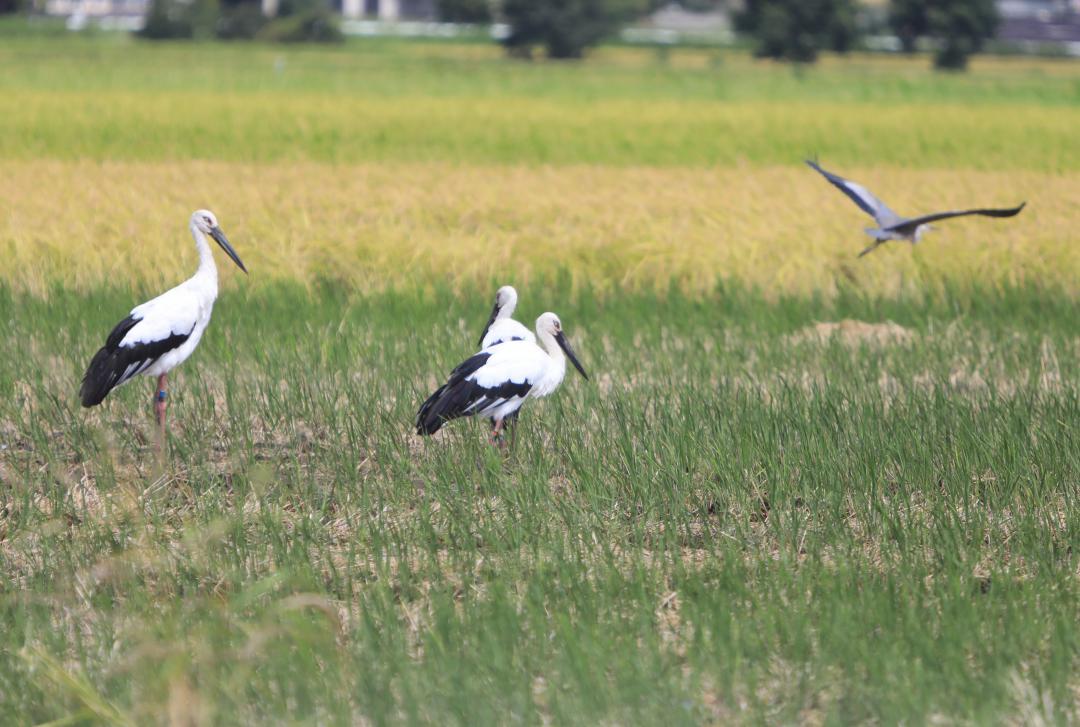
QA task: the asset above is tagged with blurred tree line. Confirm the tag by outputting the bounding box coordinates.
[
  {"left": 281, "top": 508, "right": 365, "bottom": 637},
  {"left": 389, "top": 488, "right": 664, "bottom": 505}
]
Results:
[
  {"left": 138, "top": 0, "right": 343, "bottom": 41},
  {"left": 0, "top": 0, "right": 999, "bottom": 69},
  {"left": 452, "top": 0, "right": 999, "bottom": 69},
  {"left": 734, "top": 0, "right": 998, "bottom": 69}
]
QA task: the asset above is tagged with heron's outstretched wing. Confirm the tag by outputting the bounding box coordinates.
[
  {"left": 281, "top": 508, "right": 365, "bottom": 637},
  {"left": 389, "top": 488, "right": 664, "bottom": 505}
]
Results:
[
  {"left": 884, "top": 203, "right": 1026, "bottom": 235},
  {"left": 806, "top": 160, "right": 901, "bottom": 226}
]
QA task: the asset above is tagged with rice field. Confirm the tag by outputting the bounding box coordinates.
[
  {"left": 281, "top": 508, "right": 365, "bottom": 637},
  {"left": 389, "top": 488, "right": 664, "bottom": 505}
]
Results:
[
  {"left": 2, "top": 161, "right": 1076, "bottom": 299},
  {"left": 0, "top": 35, "right": 1078, "bottom": 724}
]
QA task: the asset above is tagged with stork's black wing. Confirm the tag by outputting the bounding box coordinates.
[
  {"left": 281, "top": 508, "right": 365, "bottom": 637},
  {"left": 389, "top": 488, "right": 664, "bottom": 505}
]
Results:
[
  {"left": 415, "top": 351, "right": 533, "bottom": 435},
  {"left": 79, "top": 315, "right": 192, "bottom": 407}
]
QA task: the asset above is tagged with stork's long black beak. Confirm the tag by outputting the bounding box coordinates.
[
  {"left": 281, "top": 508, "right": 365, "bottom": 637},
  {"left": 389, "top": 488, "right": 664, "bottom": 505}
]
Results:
[
  {"left": 210, "top": 226, "right": 247, "bottom": 274},
  {"left": 478, "top": 302, "right": 499, "bottom": 347},
  {"left": 555, "top": 331, "right": 588, "bottom": 380}
]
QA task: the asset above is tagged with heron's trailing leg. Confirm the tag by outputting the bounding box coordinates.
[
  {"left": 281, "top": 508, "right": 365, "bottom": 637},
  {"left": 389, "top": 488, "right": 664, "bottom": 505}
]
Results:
[
  {"left": 154, "top": 373, "right": 168, "bottom": 444},
  {"left": 857, "top": 240, "right": 884, "bottom": 258}
]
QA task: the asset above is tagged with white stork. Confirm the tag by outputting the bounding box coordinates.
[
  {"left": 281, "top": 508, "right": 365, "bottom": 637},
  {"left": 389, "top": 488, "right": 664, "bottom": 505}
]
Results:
[
  {"left": 806, "top": 160, "right": 1025, "bottom": 258},
  {"left": 477, "top": 285, "right": 535, "bottom": 349},
  {"left": 417, "top": 312, "right": 588, "bottom": 446},
  {"left": 79, "top": 210, "right": 247, "bottom": 440}
]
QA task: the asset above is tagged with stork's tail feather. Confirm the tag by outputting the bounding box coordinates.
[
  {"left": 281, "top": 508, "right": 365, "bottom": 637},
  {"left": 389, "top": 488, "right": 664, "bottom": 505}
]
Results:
[
  {"left": 80, "top": 347, "right": 122, "bottom": 407},
  {"left": 416, "top": 381, "right": 485, "bottom": 435},
  {"left": 416, "top": 384, "right": 452, "bottom": 435},
  {"left": 416, "top": 352, "right": 494, "bottom": 436},
  {"left": 80, "top": 314, "right": 142, "bottom": 408},
  {"left": 416, "top": 380, "right": 488, "bottom": 435}
]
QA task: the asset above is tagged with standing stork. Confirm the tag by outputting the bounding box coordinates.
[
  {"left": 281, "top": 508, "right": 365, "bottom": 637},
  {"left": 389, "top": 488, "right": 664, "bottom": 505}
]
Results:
[
  {"left": 417, "top": 312, "right": 588, "bottom": 446},
  {"left": 806, "top": 160, "right": 1026, "bottom": 257},
  {"left": 79, "top": 210, "right": 247, "bottom": 442},
  {"left": 477, "top": 285, "right": 535, "bottom": 349}
]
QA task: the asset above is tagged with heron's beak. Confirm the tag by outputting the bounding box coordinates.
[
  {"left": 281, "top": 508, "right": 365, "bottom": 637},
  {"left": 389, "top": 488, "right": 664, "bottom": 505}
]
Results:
[
  {"left": 210, "top": 226, "right": 247, "bottom": 274},
  {"left": 555, "top": 331, "right": 588, "bottom": 380},
  {"left": 478, "top": 302, "right": 499, "bottom": 347}
]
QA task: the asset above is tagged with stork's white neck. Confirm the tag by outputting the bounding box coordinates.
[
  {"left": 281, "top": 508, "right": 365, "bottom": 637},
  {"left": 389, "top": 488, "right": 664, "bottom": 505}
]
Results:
[
  {"left": 191, "top": 221, "right": 219, "bottom": 286},
  {"left": 535, "top": 329, "right": 568, "bottom": 395},
  {"left": 539, "top": 330, "right": 566, "bottom": 365}
]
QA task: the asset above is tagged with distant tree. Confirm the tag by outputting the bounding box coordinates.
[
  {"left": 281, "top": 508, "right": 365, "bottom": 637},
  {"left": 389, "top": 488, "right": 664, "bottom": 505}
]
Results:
[
  {"left": 137, "top": 0, "right": 195, "bottom": 38},
  {"left": 0, "top": 0, "right": 24, "bottom": 14},
  {"left": 735, "top": 0, "right": 857, "bottom": 63},
  {"left": 436, "top": 0, "right": 492, "bottom": 23},
  {"left": 215, "top": 0, "right": 267, "bottom": 40},
  {"left": 889, "top": 0, "right": 929, "bottom": 52},
  {"left": 188, "top": 0, "right": 221, "bottom": 39},
  {"left": 502, "top": 0, "right": 650, "bottom": 59},
  {"left": 258, "top": 1, "right": 343, "bottom": 43},
  {"left": 887, "top": 0, "right": 999, "bottom": 69}
]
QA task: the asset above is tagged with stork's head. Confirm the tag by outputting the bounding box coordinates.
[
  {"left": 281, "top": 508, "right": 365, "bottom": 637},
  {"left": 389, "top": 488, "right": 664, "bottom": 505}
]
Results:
[
  {"left": 495, "top": 285, "right": 518, "bottom": 316},
  {"left": 190, "top": 209, "right": 247, "bottom": 274},
  {"left": 537, "top": 312, "right": 588, "bottom": 380},
  {"left": 478, "top": 285, "right": 519, "bottom": 347},
  {"left": 536, "top": 312, "right": 561, "bottom": 335},
  {"left": 192, "top": 209, "right": 219, "bottom": 234}
]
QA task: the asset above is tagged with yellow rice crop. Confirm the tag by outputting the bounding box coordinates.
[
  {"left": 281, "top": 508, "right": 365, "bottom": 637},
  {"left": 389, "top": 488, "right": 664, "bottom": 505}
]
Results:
[{"left": 0, "top": 161, "right": 1074, "bottom": 298}]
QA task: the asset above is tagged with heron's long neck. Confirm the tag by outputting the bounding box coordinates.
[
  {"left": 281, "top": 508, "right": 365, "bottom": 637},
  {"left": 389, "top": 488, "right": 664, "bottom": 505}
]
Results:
[{"left": 191, "top": 224, "right": 219, "bottom": 286}]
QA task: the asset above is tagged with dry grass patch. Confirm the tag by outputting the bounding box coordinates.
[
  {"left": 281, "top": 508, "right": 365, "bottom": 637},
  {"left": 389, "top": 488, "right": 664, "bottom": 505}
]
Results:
[{"left": 788, "top": 319, "right": 916, "bottom": 347}]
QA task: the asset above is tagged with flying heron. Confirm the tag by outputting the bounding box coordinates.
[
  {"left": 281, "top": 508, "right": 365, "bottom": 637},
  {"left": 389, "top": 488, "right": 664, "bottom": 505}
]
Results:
[{"left": 806, "top": 160, "right": 1025, "bottom": 258}]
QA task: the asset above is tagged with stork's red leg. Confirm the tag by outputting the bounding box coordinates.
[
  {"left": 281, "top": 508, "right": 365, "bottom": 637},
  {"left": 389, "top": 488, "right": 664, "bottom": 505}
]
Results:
[
  {"left": 490, "top": 418, "right": 505, "bottom": 448},
  {"left": 154, "top": 373, "right": 168, "bottom": 443}
]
